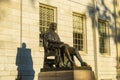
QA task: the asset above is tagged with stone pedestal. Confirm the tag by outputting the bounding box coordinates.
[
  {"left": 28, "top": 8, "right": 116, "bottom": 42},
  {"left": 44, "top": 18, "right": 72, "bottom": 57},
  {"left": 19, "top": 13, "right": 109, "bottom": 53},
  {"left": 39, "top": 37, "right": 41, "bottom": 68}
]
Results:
[{"left": 38, "top": 67, "right": 95, "bottom": 80}]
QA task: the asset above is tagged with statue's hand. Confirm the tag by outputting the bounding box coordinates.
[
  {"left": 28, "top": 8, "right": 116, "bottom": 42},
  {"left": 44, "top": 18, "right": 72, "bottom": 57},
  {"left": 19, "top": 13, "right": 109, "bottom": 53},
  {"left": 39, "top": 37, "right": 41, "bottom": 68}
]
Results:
[
  {"left": 58, "top": 41, "right": 64, "bottom": 44},
  {"left": 59, "top": 43, "right": 65, "bottom": 48}
]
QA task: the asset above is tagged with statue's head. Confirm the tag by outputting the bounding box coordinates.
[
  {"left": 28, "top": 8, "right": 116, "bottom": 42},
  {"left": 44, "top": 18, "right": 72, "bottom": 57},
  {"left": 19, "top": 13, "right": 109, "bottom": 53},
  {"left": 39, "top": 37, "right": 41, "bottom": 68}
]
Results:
[
  {"left": 22, "top": 43, "right": 26, "bottom": 49},
  {"left": 49, "top": 22, "right": 57, "bottom": 31}
]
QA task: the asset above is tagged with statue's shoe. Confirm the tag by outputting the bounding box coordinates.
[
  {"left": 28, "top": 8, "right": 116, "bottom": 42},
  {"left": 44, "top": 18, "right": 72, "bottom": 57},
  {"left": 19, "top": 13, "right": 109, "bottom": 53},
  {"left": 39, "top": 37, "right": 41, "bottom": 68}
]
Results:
[{"left": 81, "top": 62, "right": 90, "bottom": 67}]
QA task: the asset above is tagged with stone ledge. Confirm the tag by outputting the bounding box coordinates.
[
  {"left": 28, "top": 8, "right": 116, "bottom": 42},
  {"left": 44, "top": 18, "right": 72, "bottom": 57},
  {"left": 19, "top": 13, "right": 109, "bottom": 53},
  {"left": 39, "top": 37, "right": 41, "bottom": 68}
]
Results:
[
  {"left": 39, "top": 67, "right": 95, "bottom": 80},
  {"left": 40, "top": 66, "right": 92, "bottom": 72}
]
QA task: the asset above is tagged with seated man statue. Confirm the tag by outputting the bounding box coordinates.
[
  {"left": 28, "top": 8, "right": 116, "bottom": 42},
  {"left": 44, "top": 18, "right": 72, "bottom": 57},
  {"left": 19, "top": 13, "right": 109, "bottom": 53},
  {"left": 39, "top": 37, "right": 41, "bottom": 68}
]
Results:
[{"left": 43, "top": 22, "right": 88, "bottom": 67}]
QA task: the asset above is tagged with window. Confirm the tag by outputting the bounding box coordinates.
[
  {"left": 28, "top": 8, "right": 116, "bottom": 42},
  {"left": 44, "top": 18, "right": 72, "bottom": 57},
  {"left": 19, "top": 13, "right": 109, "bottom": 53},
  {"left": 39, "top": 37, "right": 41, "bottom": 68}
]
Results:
[
  {"left": 98, "top": 19, "right": 110, "bottom": 54},
  {"left": 39, "top": 3, "right": 57, "bottom": 46},
  {"left": 73, "top": 12, "right": 86, "bottom": 52}
]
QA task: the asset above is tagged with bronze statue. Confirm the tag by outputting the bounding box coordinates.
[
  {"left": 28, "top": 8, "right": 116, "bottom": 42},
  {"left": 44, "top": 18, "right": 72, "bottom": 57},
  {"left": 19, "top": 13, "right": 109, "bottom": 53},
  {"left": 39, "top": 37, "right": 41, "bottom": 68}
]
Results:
[{"left": 42, "top": 22, "right": 88, "bottom": 68}]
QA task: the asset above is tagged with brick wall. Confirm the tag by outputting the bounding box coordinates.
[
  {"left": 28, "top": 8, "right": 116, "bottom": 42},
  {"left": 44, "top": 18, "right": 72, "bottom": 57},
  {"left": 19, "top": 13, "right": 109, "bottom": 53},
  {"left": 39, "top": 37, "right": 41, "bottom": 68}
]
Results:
[{"left": 0, "top": 0, "right": 118, "bottom": 80}]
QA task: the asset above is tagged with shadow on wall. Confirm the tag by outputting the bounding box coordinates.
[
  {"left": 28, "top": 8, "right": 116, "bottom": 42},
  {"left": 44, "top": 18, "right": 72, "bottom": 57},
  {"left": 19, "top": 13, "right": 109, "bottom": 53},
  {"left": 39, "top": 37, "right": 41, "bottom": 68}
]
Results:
[
  {"left": 0, "top": 0, "right": 10, "bottom": 20},
  {"left": 29, "top": 0, "right": 35, "bottom": 8},
  {"left": 16, "top": 43, "right": 35, "bottom": 80},
  {"left": 0, "top": 0, "right": 36, "bottom": 21},
  {"left": 87, "top": 0, "right": 120, "bottom": 80},
  {"left": 87, "top": 0, "right": 120, "bottom": 43}
]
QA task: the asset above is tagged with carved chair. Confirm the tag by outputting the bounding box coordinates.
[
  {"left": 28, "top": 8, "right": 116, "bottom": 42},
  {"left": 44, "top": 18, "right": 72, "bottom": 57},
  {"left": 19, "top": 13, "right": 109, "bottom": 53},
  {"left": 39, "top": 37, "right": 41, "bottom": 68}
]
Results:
[{"left": 40, "top": 32, "right": 61, "bottom": 68}]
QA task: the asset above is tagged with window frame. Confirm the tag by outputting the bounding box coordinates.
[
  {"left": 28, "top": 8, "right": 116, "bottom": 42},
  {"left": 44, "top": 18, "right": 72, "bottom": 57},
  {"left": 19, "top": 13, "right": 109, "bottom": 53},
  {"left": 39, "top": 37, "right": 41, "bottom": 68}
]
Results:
[
  {"left": 39, "top": 3, "right": 57, "bottom": 48},
  {"left": 73, "top": 12, "right": 87, "bottom": 53},
  {"left": 98, "top": 19, "right": 110, "bottom": 56}
]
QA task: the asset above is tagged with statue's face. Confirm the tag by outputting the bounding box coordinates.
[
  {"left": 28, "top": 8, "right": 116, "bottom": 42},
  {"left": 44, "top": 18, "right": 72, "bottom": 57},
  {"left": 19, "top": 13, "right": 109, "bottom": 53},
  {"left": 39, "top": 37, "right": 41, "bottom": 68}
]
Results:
[{"left": 51, "top": 23, "right": 57, "bottom": 31}]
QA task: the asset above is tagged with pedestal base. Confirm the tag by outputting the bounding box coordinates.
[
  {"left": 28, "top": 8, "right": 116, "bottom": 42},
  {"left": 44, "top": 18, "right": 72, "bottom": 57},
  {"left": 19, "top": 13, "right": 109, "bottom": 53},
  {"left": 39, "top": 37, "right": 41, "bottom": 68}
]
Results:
[{"left": 38, "top": 67, "right": 95, "bottom": 80}]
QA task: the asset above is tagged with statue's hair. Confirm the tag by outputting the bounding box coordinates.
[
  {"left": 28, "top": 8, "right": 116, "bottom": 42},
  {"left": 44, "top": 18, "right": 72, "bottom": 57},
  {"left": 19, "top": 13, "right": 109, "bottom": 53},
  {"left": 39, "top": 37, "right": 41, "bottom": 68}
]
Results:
[{"left": 49, "top": 22, "right": 57, "bottom": 29}]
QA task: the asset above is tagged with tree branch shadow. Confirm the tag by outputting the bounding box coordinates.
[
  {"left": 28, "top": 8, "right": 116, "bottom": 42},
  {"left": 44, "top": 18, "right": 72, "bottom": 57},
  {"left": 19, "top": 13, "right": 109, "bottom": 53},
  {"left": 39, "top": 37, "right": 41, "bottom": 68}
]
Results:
[{"left": 0, "top": 0, "right": 10, "bottom": 21}]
